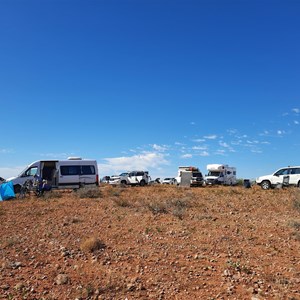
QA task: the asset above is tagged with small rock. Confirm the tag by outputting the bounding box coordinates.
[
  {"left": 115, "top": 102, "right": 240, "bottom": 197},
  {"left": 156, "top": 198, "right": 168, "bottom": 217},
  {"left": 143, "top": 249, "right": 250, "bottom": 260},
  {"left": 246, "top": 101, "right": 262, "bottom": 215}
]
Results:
[{"left": 55, "top": 274, "right": 69, "bottom": 285}]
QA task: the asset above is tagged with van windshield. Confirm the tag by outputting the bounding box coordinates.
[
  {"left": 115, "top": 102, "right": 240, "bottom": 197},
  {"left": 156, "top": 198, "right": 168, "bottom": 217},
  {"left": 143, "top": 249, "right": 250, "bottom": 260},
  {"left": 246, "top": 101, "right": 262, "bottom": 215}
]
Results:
[{"left": 208, "top": 171, "right": 221, "bottom": 177}]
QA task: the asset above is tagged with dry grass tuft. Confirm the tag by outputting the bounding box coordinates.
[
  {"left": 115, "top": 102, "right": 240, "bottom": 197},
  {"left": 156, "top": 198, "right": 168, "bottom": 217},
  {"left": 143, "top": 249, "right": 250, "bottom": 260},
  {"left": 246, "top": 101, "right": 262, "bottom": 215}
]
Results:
[
  {"left": 80, "top": 237, "right": 106, "bottom": 253},
  {"left": 75, "top": 187, "right": 102, "bottom": 199}
]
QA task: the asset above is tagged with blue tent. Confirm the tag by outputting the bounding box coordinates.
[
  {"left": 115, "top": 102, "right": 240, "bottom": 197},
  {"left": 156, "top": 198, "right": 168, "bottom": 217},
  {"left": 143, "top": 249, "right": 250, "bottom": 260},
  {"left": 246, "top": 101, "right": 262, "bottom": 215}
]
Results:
[{"left": 0, "top": 182, "right": 15, "bottom": 201}]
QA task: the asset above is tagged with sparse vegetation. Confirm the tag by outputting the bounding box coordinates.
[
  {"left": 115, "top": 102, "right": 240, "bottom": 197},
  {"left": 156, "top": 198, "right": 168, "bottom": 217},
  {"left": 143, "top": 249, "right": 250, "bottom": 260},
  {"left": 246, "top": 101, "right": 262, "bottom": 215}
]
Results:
[
  {"left": 0, "top": 186, "right": 299, "bottom": 299},
  {"left": 75, "top": 186, "right": 102, "bottom": 199},
  {"left": 80, "top": 236, "right": 106, "bottom": 253}
]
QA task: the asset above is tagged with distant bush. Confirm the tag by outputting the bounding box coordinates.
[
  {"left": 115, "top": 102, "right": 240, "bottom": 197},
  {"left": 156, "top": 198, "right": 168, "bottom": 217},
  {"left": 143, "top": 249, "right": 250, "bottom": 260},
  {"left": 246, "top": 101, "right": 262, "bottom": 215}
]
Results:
[
  {"left": 147, "top": 197, "right": 190, "bottom": 219},
  {"left": 40, "top": 190, "right": 62, "bottom": 200},
  {"left": 147, "top": 201, "right": 168, "bottom": 215},
  {"left": 113, "top": 197, "right": 131, "bottom": 207},
  {"left": 293, "top": 190, "right": 300, "bottom": 212},
  {"left": 75, "top": 187, "right": 101, "bottom": 199}
]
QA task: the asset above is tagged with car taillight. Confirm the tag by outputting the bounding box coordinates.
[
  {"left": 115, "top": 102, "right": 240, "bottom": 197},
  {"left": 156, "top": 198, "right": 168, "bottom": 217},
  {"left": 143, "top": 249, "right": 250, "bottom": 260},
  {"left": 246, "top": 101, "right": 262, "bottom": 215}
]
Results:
[{"left": 96, "top": 174, "right": 99, "bottom": 186}]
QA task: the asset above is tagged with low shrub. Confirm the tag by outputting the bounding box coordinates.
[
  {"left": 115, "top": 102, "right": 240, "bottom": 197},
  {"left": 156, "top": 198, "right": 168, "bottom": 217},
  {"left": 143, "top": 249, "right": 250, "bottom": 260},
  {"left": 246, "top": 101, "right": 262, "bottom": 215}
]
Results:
[
  {"left": 75, "top": 187, "right": 101, "bottom": 199},
  {"left": 80, "top": 237, "right": 106, "bottom": 253}
]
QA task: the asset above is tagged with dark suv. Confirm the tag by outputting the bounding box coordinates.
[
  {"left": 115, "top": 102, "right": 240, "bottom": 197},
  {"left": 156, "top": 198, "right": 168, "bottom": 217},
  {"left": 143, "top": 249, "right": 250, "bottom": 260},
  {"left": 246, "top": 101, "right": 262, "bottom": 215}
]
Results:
[{"left": 190, "top": 172, "right": 204, "bottom": 187}]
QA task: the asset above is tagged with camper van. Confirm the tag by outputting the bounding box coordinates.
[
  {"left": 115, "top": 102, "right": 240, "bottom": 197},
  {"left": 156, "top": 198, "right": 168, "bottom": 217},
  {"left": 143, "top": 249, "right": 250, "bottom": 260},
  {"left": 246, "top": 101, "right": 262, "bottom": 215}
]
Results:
[
  {"left": 175, "top": 166, "right": 204, "bottom": 187},
  {"left": 205, "top": 164, "right": 237, "bottom": 185},
  {"left": 6, "top": 157, "right": 99, "bottom": 193}
]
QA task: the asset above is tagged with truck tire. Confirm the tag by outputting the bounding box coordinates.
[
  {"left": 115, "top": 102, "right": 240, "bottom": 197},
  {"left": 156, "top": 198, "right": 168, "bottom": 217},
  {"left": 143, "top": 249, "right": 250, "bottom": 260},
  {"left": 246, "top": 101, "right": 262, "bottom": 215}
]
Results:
[{"left": 139, "top": 180, "right": 145, "bottom": 187}]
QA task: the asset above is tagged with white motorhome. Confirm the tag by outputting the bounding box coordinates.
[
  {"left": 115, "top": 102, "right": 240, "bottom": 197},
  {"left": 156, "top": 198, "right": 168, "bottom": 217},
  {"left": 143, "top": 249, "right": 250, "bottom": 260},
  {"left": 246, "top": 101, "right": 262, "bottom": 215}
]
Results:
[
  {"left": 205, "top": 164, "right": 237, "bottom": 185},
  {"left": 109, "top": 171, "right": 150, "bottom": 186},
  {"left": 175, "top": 166, "right": 204, "bottom": 187},
  {"left": 6, "top": 157, "right": 99, "bottom": 192}
]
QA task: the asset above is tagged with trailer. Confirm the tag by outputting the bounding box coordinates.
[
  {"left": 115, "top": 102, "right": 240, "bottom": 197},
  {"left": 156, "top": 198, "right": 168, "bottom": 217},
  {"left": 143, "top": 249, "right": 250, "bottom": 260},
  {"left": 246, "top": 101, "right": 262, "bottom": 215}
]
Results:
[{"left": 205, "top": 164, "right": 237, "bottom": 186}]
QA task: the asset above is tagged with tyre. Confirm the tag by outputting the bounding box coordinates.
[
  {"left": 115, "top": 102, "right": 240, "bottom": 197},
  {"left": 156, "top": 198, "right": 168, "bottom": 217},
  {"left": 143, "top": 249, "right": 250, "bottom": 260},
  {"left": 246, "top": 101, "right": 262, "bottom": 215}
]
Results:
[
  {"left": 139, "top": 180, "right": 145, "bottom": 187},
  {"left": 298, "top": 181, "right": 300, "bottom": 188},
  {"left": 121, "top": 180, "right": 127, "bottom": 185},
  {"left": 14, "top": 184, "right": 21, "bottom": 194},
  {"left": 261, "top": 180, "right": 271, "bottom": 190}
]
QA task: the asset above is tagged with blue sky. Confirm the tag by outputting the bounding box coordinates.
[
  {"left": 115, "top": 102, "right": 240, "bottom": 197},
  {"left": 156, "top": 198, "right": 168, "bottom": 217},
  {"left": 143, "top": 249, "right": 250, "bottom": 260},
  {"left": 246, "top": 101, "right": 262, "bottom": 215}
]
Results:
[{"left": 0, "top": 0, "right": 300, "bottom": 180}]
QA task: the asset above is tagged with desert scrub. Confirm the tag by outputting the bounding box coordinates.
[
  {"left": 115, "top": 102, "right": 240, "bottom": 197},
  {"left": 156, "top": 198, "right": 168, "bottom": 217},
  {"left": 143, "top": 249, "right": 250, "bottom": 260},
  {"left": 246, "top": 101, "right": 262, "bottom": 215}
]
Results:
[
  {"left": 40, "top": 190, "right": 62, "bottom": 200},
  {"left": 293, "top": 189, "right": 300, "bottom": 212},
  {"left": 168, "top": 198, "right": 190, "bottom": 220},
  {"left": 147, "top": 201, "right": 168, "bottom": 215},
  {"left": 80, "top": 237, "right": 106, "bottom": 253},
  {"left": 75, "top": 186, "right": 101, "bottom": 199},
  {"left": 289, "top": 220, "right": 300, "bottom": 230},
  {"left": 147, "top": 197, "right": 191, "bottom": 219},
  {"left": 113, "top": 197, "right": 132, "bottom": 207}
]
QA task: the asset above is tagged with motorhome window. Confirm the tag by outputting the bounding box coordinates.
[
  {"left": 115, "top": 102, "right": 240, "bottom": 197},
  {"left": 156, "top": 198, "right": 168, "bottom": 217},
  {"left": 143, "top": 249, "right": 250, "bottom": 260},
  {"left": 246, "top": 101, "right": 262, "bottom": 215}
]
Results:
[
  {"left": 24, "top": 167, "right": 38, "bottom": 177},
  {"left": 81, "top": 165, "right": 95, "bottom": 175},
  {"left": 60, "top": 166, "right": 80, "bottom": 176}
]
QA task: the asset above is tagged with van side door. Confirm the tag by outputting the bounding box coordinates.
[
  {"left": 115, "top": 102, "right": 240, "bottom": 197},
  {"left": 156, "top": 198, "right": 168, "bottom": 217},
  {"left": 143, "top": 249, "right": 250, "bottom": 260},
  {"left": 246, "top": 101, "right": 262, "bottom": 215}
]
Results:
[{"left": 59, "top": 165, "right": 80, "bottom": 188}]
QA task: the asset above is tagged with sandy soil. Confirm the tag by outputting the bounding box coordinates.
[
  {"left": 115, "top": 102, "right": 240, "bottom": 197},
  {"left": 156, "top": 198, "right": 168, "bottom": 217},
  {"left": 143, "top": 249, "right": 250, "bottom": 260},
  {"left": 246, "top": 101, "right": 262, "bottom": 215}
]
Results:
[{"left": 0, "top": 185, "right": 300, "bottom": 300}]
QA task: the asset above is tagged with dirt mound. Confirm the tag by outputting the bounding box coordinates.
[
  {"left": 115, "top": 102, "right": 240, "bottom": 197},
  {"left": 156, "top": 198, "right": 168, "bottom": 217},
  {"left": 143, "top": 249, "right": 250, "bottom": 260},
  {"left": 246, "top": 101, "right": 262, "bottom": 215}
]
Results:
[{"left": 0, "top": 185, "right": 299, "bottom": 299}]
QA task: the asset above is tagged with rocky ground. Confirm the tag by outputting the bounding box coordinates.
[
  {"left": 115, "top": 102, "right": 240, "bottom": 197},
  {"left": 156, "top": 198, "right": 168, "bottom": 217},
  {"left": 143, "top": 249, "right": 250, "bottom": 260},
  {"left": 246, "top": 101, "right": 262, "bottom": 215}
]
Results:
[{"left": 0, "top": 184, "right": 300, "bottom": 300}]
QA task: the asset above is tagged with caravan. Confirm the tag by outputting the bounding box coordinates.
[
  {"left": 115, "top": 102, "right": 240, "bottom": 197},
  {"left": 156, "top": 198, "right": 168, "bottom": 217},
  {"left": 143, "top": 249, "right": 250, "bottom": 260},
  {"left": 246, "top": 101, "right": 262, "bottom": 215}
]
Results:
[
  {"left": 205, "top": 164, "right": 237, "bottom": 185},
  {"left": 6, "top": 157, "right": 99, "bottom": 192}
]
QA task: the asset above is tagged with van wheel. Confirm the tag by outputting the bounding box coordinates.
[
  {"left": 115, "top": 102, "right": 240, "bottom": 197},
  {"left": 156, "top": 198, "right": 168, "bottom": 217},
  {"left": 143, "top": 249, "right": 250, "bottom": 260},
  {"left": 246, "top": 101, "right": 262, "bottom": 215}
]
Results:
[
  {"left": 139, "top": 180, "right": 145, "bottom": 187},
  {"left": 261, "top": 180, "right": 271, "bottom": 190},
  {"left": 298, "top": 181, "right": 300, "bottom": 188},
  {"left": 121, "top": 180, "right": 127, "bottom": 185},
  {"left": 14, "top": 184, "right": 21, "bottom": 194}
]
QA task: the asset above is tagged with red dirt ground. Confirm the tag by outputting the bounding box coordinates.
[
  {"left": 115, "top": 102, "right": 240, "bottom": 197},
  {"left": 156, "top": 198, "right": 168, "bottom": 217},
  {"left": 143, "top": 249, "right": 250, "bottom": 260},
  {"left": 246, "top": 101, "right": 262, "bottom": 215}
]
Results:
[{"left": 0, "top": 185, "right": 300, "bottom": 300}]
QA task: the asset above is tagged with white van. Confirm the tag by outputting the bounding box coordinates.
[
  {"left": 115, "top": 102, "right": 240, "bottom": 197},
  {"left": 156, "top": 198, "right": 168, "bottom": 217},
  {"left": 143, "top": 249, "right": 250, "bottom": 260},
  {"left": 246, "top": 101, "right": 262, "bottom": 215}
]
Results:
[
  {"left": 6, "top": 157, "right": 99, "bottom": 192},
  {"left": 256, "top": 166, "right": 300, "bottom": 189}
]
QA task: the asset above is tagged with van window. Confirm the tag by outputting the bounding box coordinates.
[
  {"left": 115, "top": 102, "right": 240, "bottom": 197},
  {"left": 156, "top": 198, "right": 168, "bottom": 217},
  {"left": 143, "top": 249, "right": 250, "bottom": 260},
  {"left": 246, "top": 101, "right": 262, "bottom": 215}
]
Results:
[
  {"left": 60, "top": 166, "right": 80, "bottom": 176},
  {"left": 24, "top": 167, "right": 38, "bottom": 177},
  {"left": 81, "top": 165, "right": 96, "bottom": 175}
]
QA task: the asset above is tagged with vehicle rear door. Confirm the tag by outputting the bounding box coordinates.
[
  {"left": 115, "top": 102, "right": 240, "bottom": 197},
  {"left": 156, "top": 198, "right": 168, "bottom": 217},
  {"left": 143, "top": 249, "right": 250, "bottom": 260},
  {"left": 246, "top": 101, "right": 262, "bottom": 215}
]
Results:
[{"left": 290, "top": 168, "right": 300, "bottom": 185}]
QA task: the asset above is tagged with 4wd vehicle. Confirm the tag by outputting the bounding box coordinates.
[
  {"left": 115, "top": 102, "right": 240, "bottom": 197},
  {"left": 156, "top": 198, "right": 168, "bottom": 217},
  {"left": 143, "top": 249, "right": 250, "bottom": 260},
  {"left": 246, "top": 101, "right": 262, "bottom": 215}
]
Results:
[
  {"left": 162, "top": 178, "right": 176, "bottom": 185},
  {"left": 109, "top": 171, "right": 150, "bottom": 186},
  {"left": 175, "top": 166, "right": 204, "bottom": 187},
  {"left": 109, "top": 173, "right": 129, "bottom": 185},
  {"left": 256, "top": 166, "right": 300, "bottom": 190}
]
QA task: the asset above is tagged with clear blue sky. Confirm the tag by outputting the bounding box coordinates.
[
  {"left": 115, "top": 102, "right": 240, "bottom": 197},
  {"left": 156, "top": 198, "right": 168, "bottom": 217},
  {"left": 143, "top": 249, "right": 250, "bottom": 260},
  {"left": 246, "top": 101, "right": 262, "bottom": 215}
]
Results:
[{"left": 1, "top": 0, "right": 299, "bottom": 180}]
